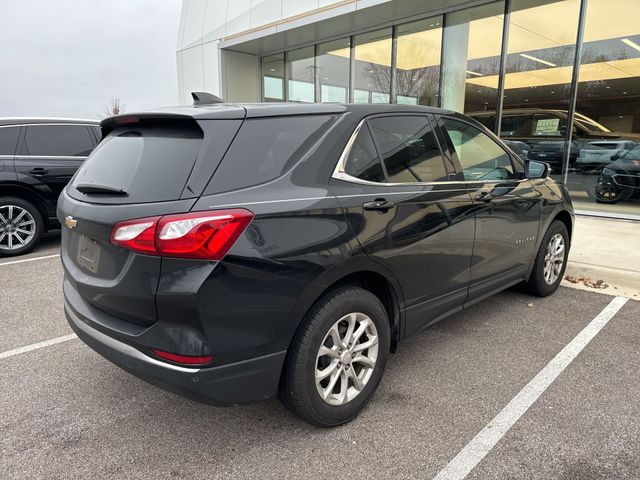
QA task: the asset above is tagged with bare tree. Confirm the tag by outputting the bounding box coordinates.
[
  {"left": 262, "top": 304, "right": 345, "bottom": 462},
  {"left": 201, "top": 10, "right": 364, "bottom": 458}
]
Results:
[{"left": 101, "top": 97, "right": 124, "bottom": 118}]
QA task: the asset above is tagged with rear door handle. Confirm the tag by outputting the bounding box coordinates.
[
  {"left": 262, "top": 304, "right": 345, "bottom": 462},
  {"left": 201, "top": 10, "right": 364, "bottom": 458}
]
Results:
[
  {"left": 29, "top": 168, "right": 49, "bottom": 176},
  {"left": 363, "top": 199, "right": 394, "bottom": 212}
]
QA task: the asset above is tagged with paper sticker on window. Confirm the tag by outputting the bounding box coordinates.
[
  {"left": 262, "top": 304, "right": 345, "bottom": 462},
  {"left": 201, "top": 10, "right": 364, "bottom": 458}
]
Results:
[{"left": 534, "top": 118, "right": 560, "bottom": 135}]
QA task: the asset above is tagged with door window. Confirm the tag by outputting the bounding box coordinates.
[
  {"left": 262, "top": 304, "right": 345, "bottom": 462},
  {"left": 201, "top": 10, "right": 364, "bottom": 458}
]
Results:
[
  {"left": 442, "top": 118, "right": 515, "bottom": 181},
  {"left": 0, "top": 127, "right": 20, "bottom": 155},
  {"left": 368, "top": 116, "right": 448, "bottom": 183},
  {"left": 344, "top": 126, "right": 386, "bottom": 183},
  {"left": 23, "top": 125, "right": 95, "bottom": 156}
]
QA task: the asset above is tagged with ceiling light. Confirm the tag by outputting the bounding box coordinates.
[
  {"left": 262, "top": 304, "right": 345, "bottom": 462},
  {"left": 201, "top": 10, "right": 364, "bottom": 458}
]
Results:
[
  {"left": 623, "top": 91, "right": 628, "bottom": 94},
  {"left": 606, "top": 86, "right": 611, "bottom": 89},
  {"left": 519, "top": 53, "right": 557, "bottom": 67},
  {"left": 466, "top": 70, "right": 483, "bottom": 76},
  {"left": 269, "top": 68, "right": 276, "bottom": 72},
  {"left": 368, "top": 70, "right": 374, "bottom": 73},
  {"left": 621, "top": 38, "right": 640, "bottom": 53}
]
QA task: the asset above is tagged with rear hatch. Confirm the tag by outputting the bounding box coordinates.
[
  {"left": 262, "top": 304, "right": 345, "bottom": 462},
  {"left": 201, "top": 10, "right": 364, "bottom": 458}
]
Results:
[{"left": 59, "top": 109, "right": 244, "bottom": 327}]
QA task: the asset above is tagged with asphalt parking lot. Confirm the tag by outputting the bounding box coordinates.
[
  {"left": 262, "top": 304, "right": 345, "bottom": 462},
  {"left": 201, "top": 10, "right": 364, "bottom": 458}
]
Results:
[{"left": 2, "top": 238, "right": 639, "bottom": 480}]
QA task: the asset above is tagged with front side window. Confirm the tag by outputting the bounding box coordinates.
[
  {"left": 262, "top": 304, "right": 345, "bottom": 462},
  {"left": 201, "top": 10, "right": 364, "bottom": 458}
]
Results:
[
  {"left": 442, "top": 118, "right": 515, "bottom": 181},
  {"left": 368, "top": 116, "right": 448, "bottom": 183},
  {"left": 23, "top": 125, "right": 95, "bottom": 156}
]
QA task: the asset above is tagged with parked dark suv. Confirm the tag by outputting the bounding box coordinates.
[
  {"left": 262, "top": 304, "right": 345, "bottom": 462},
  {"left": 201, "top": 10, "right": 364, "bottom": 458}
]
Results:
[
  {"left": 59, "top": 103, "right": 573, "bottom": 427},
  {"left": 0, "top": 118, "right": 100, "bottom": 255}
]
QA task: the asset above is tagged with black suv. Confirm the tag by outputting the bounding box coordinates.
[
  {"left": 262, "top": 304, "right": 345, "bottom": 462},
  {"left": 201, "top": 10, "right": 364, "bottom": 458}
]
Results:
[
  {"left": 59, "top": 103, "right": 573, "bottom": 427},
  {"left": 0, "top": 118, "right": 100, "bottom": 255}
]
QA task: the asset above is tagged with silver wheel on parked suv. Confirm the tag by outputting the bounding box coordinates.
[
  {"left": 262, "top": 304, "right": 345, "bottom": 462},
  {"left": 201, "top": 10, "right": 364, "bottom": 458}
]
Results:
[
  {"left": 0, "top": 205, "right": 37, "bottom": 251},
  {"left": 0, "top": 198, "right": 44, "bottom": 257},
  {"left": 315, "top": 312, "right": 379, "bottom": 406},
  {"left": 543, "top": 233, "right": 565, "bottom": 285}
]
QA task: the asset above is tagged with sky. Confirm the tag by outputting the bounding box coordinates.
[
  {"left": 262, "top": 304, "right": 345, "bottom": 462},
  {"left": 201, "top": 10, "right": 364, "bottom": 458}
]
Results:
[{"left": 0, "top": 0, "right": 182, "bottom": 120}]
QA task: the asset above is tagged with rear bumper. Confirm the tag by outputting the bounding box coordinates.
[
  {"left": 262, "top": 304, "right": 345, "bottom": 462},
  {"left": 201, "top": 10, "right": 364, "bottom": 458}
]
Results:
[{"left": 64, "top": 301, "right": 287, "bottom": 406}]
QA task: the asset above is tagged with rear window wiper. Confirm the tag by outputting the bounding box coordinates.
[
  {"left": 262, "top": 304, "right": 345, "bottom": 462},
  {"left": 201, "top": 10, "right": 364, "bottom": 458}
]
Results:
[{"left": 75, "top": 183, "right": 128, "bottom": 195}]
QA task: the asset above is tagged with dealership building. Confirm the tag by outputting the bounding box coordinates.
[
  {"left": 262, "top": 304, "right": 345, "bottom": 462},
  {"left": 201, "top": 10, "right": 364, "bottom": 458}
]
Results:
[{"left": 177, "top": 0, "right": 640, "bottom": 219}]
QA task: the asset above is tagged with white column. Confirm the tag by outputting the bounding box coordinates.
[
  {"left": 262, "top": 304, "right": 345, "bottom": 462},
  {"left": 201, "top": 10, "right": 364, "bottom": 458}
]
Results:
[{"left": 441, "top": 20, "right": 470, "bottom": 113}]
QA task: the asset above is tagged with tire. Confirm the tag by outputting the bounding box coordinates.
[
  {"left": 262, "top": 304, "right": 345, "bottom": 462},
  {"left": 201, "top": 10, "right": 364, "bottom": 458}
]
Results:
[
  {"left": 279, "top": 286, "right": 391, "bottom": 427},
  {"left": 0, "top": 197, "right": 44, "bottom": 257},
  {"left": 524, "top": 220, "right": 569, "bottom": 297}
]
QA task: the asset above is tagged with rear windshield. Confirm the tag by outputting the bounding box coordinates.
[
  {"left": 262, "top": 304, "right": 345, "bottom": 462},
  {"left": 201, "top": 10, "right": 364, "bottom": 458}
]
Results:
[
  {"left": 69, "top": 122, "right": 202, "bottom": 204},
  {"left": 204, "top": 114, "right": 336, "bottom": 194}
]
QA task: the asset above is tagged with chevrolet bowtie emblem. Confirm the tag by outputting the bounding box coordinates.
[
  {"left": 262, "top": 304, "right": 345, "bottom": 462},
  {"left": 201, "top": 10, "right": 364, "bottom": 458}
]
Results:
[{"left": 65, "top": 216, "right": 78, "bottom": 229}]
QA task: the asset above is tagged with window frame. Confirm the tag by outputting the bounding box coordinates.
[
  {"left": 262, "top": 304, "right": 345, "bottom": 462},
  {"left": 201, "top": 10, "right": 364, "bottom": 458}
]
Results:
[
  {"left": 333, "top": 113, "right": 456, "bottom": 186},
  {"left": 437, "top": 114, "right": 526, "bottom": 183}
]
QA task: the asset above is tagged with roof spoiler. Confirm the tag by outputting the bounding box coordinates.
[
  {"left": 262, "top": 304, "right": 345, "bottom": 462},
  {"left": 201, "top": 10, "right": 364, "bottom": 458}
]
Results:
[{"left": 191, "top": 91, "right": 224, "bottom": 106}]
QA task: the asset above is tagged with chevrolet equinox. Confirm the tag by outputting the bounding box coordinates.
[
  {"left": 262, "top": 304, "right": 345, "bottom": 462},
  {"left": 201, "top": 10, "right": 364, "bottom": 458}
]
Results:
[{"left": 59, "top": 103, "right": 573, "bottom": 427}]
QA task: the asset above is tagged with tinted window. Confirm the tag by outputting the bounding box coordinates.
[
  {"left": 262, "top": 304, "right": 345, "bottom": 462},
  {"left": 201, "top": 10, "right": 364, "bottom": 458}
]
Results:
[
  {"left": 70, "top": 123, "right": 203, "bottom": 204},
  {"left": 368, "top": 116, "right": 448, "bottom": 183},
  {"left": 442, "top": 118, "right": 515, "bottom": 181},
  {"left": 344, "top": 126, "right": 385, "bottom": 182},
  {"left": 23, "top": 125, "right": 95, "bottom": 156},
  {"left": 0, "top": 127, "right": 20, "bottom": 155},
  {"left": 206, "top": 115, "right": 335, "bottom": 194}
]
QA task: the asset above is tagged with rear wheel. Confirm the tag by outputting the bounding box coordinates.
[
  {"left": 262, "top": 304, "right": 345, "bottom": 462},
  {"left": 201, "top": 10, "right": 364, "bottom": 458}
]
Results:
[
  {"left": 524, "top": 220, "right": 569, "bottom": 297},
  {"left": 280, "top": 286, "right": 390, "bottom": 427},
  {"left": 0, "top": 197, "right": 44, "bottom": 256}
]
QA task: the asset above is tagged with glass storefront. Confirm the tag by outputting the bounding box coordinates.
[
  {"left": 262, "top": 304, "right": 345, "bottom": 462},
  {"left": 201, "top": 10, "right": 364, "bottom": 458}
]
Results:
[
  {"left": 441, "top": 2, "right": 504, "bottom": 123},
  {"left": 571, "top": 0, "right": 640, "bottom": 215},
  {"left": 259, "top": 0, "right": 640, "bottom": 218},
  {"left": 286, "top": 46, "right": 315, "bottom": 102},
  {"left": 353, "top": 29, "right": 393, "bottom": 103},
  {"left": 317, "top": 38, "right": 351, "bottom": 103},
  {"left": 396, "top": 17, "right": 442, "bottom": 106}
]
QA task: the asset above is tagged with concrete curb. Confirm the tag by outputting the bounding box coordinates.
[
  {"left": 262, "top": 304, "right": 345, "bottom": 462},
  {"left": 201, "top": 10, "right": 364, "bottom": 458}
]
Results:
[{"left": 563, "top": 262, "right": 640, "bottom": 300}]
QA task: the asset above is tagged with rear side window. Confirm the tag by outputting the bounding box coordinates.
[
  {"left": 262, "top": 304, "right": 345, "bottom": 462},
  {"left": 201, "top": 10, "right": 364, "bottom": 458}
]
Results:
[
  {"left": 368, "top": 116, "right": 448, "bottom": 183},
  {"left": 22, "top": 125, "right": 95, "bottom": 156},
  {"left": 70, "top": 122, "right": 203, "bottom": 204},
  {"left": 205, "top": 115, "right": 335, "bottom": 194},
  {"left": 0, "top": 126, "right": 20, "bottom": 155},
  {"left": 344, "top": 126, "right": 385, "bottom": 183}
]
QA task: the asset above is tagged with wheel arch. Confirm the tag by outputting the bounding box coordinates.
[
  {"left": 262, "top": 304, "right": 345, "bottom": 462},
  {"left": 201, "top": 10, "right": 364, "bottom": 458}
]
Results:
[{"left": 289, "top": 257, "right": 405, "bottom": 354}]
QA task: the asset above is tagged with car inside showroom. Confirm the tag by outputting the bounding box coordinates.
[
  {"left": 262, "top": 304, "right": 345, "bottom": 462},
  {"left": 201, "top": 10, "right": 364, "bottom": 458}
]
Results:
[{"left": 178, "top": 0, "right": 640, "bottom": 219}]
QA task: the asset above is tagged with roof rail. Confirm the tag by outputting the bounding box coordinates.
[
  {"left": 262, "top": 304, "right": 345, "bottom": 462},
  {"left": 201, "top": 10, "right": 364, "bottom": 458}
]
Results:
[{"left": 191, "top": 91, "right": 224, "bottom": 106}]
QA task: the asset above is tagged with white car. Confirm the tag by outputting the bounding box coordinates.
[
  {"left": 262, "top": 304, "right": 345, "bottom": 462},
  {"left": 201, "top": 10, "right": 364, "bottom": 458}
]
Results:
[{"left": 577, "top": 140, "right": 637, "bottom": 171}]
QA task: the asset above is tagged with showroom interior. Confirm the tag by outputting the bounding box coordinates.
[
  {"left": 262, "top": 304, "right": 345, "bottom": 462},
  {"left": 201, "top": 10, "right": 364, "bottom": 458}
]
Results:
[{"left": 177, "top": 0, "right": 640, "bottom": 219}]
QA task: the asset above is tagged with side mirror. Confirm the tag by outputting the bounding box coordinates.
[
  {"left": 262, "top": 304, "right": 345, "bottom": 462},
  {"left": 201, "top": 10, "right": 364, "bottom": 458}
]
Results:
[
  {"left": 526, "top": 160, "right": 550, "bottom": 179},
  {"left": 610, "top": 154, "right": 621, "bottom": 161}
]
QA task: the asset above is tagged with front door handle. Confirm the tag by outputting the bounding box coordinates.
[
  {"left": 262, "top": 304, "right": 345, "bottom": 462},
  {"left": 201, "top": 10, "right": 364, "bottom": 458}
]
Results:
[
  {"left": 29, "top": 168, "right": 49, "bottom": 176},
  {"left": 363, "top": 199, "right": 395, "bottom": 212}
]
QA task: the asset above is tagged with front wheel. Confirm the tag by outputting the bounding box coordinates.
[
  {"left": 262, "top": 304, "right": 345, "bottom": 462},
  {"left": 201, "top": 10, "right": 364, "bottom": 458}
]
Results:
[
  {"left": 279, "top": 286, "right": 390, "bottom": 427},
  {"left": 524, "top": 220, "right": 569, "bottom": 297}
]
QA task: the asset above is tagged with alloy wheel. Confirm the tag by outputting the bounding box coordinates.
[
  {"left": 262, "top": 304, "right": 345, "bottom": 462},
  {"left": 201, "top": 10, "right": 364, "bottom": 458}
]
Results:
[
  {"left": 0, "top": 205, "right": 36, "bottom": 251},
  {"left": 315, "top": 312, "right": 379, "bottom": 406},
  {"left": 543, "top": 233, "right": 565, "bottom": 285}
]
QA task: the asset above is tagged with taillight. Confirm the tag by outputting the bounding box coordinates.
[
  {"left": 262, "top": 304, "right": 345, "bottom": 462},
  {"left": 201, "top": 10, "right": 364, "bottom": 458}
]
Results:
[
  {"left": 150, "top": 348, "right": 214, "bottom": 366},
  {"left": 110, "top": 216, "right": 159, "bottom": 255},
  {"left": 110, "top": 209, "right": 253, "bottom": 260}
]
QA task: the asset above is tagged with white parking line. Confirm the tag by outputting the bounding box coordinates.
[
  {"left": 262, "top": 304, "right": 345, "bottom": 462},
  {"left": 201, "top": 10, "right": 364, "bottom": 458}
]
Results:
[
  {"left": 0, "top": 334, "right": 77, "bottom": 360},
  {"left": 432, "top": 295, "right": 629, "bottom": 480},
  {"left": 0, "top": 253, "right": 60, "bottom": 267}
]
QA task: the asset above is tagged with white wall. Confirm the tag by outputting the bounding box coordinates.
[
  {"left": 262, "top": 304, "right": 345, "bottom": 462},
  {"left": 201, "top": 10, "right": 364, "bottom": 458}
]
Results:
[{"left": 176, "top": 0, "right": 356, "bottom": 103}]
